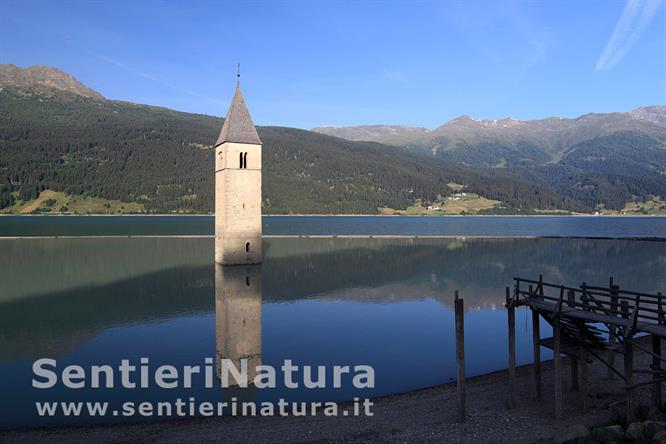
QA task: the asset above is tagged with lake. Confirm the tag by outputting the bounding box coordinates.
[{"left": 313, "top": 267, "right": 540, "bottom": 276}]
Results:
[
  {"left": 0, "top": 215, "right": 665, "bottom": 238},
  {"left": 1, "top": 217, "right": 665, "bottom": 429}
]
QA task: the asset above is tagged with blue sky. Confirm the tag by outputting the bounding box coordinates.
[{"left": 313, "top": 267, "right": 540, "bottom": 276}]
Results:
[{"left": 1, "top": 0, "right": 665, "bottom": 129}]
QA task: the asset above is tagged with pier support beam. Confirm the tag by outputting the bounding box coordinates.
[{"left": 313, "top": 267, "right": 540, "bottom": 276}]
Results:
[
  {"left": 532, "top": 308, "right": 542, "bottom": 401},
  {"left": 567, "top": 290, "right": 579, "bottom": 392},
  {"left": 625, "top": 338, "right": 634, "bottom": 423},
  {"left": 608, "top": 283, "right": 619, "bottom": 380},
  {"left": 570, "top": 357, "right": 579, "bottom": 391},
  {"left": 455, "top": 291, "right": 465, "bottom": 423},
  {"left": 554, "top": 319, "right": 563, "bottom": 419},
  {"left": 620, "top": 300, "right": 635, "bottom": 424},
  {"left": 507, "top": 287, "right": 516, "bottom": 409},
  {"left": 579, "top": 346, "right": 588, "bottom": 411},
  {"left": 653, "top": 335, "right": 662, "bottom": 408}
]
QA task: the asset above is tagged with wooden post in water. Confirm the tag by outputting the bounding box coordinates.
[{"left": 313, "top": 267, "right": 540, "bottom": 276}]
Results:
[
  {"left": 532, "top": 307, "right": 542, "bottom": 401},
  {"left": 554, "top": 317, "right": 563, "bottom": 419},
  {"left": 455, "top": 290, "right": 465, "bottom": 423},
  {"left": 507, "top": 286, "right": 516, "bottom": 409}
]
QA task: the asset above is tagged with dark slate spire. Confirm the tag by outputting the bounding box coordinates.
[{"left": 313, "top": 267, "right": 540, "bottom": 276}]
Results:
[{"left": 215, "top": 83, "right": 262, "bottom": 146}]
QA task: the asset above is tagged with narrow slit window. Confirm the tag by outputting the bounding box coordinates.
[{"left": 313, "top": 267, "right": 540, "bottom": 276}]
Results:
[
  {"left": 245, "top": 242, "right": 250, "bottom": 252},
  {"left": 239, "top": 152, "right": 243, "bottom": 168},
  {"left": 243, "top": 152, "right": 248, "bottom": 168},
  {"left": 246, "top": 276, "right": 250, "bottom": 287}
]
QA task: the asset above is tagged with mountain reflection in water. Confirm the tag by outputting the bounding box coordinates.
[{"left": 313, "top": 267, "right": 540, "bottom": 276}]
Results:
[
  {"left": 0, "top": 237, "right": 665, "bottom": 428},
  {"left": 1, "top": 237, "right": 665, "bottom": 361}
]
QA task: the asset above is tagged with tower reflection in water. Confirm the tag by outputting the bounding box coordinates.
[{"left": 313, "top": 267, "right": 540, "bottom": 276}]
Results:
[{"left": 215, "top": 264, "right": 262, "bottom": 391}]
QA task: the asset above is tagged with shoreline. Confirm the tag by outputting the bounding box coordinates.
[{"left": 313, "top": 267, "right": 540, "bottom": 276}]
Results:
[
  {"left": 2, "top": 335, "right": 663, "bottom": 443},
  {"left": 0, "top": 235, "right": 664, "bottom": 241},
  {"left": 1, "top": 213, "right": 666, "bottom": 217}
]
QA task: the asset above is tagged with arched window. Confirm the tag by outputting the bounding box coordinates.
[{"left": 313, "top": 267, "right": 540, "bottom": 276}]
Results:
[
  {"left": 238, "top": 152, "right": 248, "bottom": 168},
  {"left": 246, "top": 276, "right": 250, "bottom": 287},
  {"left": 245, "top": 242, "right": 250, "bottom": 253}
]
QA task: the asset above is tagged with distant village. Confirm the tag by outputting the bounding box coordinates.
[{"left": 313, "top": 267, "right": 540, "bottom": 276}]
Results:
[{"left": 426, "top": 193, "right": 469, "bottom": 211}]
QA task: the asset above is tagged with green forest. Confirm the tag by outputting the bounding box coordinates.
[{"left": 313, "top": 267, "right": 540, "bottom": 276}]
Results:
[{"left": 0, "top": 86, "right": 643, "bottom": 214}]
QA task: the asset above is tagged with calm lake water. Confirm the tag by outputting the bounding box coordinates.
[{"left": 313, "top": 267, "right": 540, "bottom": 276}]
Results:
[
  {"left": 1, "top": 217, "right": 665, "bottom": 429},
  {"left": 0, "top": 215, "right": 665, "bottom": 237}
]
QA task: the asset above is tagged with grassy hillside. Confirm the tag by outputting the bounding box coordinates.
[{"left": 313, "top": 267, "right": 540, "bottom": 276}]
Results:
[
  {"left": 6, "top": 189, "right": 146, "bottom": 214},
  {"left": 0, "top": 87, "right": 584, "bottom": 214}
]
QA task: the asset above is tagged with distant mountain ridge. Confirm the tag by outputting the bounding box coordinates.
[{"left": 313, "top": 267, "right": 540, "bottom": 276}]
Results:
[
  {"left": 313, "top": 106, "right": 666, "bottom": 160},
  {"left": 311, "top": 124, "right": 431, "bottom": 146},
  {"left": 313, "top": 107, "right": 666, "bottom": 211},
  {"left": 0, "top": 64, "right": 104, "bottom": 99}
]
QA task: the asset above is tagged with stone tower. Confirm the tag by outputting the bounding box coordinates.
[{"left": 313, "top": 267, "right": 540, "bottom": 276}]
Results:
[{"left": 214, "top": 80, "right": 262, "bottom": 265}]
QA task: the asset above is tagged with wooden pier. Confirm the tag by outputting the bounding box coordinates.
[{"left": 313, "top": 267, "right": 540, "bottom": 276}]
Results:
[{"left": 506, "top": 276, "right": 666, "bottom": 422}]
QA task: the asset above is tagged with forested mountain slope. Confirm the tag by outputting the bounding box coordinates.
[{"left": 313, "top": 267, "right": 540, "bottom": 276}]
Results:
[
  {"left": 314, "top": 108, "right": 666, "bottom": 211},
  {"left": 0, "top": 86, "right": 578, "bottom": 214}
]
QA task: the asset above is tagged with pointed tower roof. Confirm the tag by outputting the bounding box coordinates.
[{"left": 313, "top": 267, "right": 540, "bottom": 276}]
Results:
[{"left": 215, "top": 84, "right": 262, "bottom": 146}]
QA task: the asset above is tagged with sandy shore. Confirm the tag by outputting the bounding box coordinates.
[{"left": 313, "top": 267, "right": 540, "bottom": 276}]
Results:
[{"left": 2, "top": 336, "right": 664, "bottom": 444}]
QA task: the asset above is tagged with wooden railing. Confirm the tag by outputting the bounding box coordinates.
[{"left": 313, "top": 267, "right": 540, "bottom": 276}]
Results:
[{"left": 511, "top": 276, "right": 666, "bottom": 337}]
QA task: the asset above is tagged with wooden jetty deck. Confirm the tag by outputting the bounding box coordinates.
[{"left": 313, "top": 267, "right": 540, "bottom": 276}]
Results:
[{"left": 506, "top": 276, "right": 666, "bottom": 422}]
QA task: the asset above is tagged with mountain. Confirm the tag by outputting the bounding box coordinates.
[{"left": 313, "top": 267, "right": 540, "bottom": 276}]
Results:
[
  {"left": 314, "top": 108, "right": 666, "bottom": 210},
  {"left": 313, "top": 108, "right": 666, "bottom": 161},
  {"left": 313, "top": 125, "right": 430, "bottom": 146},
  {"left": 0, "top": 64, "right": 104, "bottom": 100},
  {"left": 630, "top": 106, "right": 666, "bottom": 126},
  {"left": 0, "top": 64, "right": 663, "bottom": 214},
  {"left": 0, "top": 83, "right": 574, "bottom": 214}
]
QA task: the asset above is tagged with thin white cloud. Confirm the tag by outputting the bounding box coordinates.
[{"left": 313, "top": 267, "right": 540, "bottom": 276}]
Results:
[
  {"left": 91, "top": 52, "right": 225, "bottom": 105},
  {"left": 595, "top": 0, "right": 662, "bottom": 72}
]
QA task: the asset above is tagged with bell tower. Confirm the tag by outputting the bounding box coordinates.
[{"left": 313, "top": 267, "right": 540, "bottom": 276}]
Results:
[{"left": 214, "top": 73, "right": 262, "bottom": 265}]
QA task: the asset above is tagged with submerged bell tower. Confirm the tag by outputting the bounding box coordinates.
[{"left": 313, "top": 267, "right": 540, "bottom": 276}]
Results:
[{"left": 214, "top": 70, "right": 262, "bottom": 265}]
